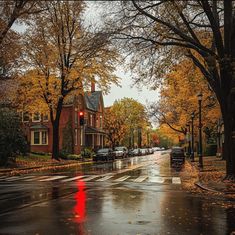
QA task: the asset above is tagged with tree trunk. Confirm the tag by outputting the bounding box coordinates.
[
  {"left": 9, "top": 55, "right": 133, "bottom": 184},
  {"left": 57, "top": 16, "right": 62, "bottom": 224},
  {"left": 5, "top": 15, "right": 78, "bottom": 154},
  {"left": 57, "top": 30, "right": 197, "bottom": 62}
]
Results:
[
  {"left": 52, "top": 119, "right": 60, "bottom": 160},
  {"left": 51, "top": 98, "right": 64, "bottom": 160},
  {"left": 221, "top": 84, "right": 235, "bottom": 180}
]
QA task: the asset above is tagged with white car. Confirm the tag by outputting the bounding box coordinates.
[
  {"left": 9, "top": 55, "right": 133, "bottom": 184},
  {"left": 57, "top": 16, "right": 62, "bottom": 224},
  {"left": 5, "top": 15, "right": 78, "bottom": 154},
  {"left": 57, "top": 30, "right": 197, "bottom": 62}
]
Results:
[
  {"left": 140, "top": 148, "right": 148, "bottom": 155},
  {"left": 113, "top": 146, "right": 128, "bottom": 158},
  {"left": 153, "top": 147, "right": 161, "bottom": 151}
]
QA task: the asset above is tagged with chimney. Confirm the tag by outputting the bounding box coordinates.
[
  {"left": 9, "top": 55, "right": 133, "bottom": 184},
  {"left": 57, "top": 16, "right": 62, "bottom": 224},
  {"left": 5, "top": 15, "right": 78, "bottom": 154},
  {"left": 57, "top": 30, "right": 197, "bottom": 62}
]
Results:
[{"left": 91, "top": 79, "right": 95, "bottom": 92}]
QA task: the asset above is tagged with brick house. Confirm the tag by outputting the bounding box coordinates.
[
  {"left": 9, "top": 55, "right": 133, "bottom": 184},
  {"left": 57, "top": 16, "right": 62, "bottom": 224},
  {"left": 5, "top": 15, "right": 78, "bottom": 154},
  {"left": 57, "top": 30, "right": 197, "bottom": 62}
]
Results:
[{"left": 22, "top": 85, "right": 106, "bottom": 155}]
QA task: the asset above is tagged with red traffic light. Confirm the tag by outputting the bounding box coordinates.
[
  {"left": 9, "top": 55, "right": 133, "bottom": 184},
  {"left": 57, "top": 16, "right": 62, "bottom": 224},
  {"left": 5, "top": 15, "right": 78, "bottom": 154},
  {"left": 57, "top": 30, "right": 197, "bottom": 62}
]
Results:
[{"left": 79, "top": 111, "right": 85, "bottom": 126}]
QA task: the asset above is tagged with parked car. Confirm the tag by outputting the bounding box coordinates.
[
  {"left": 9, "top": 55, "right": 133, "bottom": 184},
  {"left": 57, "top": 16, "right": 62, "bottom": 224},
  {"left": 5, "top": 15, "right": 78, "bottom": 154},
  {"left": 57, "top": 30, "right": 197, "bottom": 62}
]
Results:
[
  {"left": 147, "top": 148, "right": 154, "bottom": 154},
  {"left": 170, "top": 147, "right": 185, "bottom": 166},
  {"left": 113, "top": 146, "right": 128, "bottom": 158},
  {"left": 129, "top": 148, "right": 141, "bottom": 156},
  {"left": 153, "top": 147, "right": 161, "bottom": 151},
  {"left": 93, "top": 148, "right": 115, "bottom": 161},
  {"left": 140, "top": 148, "right": 148, "bottom": 155}
]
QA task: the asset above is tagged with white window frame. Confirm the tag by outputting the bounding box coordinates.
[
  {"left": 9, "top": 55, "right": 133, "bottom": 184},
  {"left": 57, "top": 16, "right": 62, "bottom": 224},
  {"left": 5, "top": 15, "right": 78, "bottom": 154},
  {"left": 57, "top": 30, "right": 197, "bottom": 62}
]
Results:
[
  {"left": 31, "top": 130, "right": 48, "bottom": 145},
  {"left": 97, "top": 134, "right": 100, "bottom": 145},
  {"left": 90, "top": 114, "right": 93, "bottom": 126},
  {"left": 100, "top": 115, "right": 103, "bottom": 128},
  {"left": 22, "top": 112, "right": 30, "bottom": 122},
  {"left": 80, "top": 128, "right": 84, "bottom": 146},
  {"left": 43, "top": 114, "right": 49, "bottom": 122},
  {"left": 74, "top": 111, "right": 78, "bottom": 124}
]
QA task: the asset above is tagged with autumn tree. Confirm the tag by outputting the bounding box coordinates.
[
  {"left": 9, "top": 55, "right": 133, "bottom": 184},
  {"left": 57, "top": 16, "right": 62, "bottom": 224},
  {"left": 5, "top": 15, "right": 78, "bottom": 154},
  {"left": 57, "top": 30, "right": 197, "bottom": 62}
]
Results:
[
  {"left": 104, "top": 107, "right": 127, "bottom": 148},
  {"left": 0, "top": 0, "right": 43, "bottom": 44},
  {"left": 0, "top": 28, "right": 21, "bottom": 79},
  {"left": 104, "top": 98, "right": 149, "bottom": 148},
  {"left": 149, "top": 58, "right": 221, "bottom": 141},
  {"left": 104, "top": 1, "right": 235, "bottom": 179},
  {"left": 19, "top": 1, "right": 119, "bottom": 160},
  {"left": 0, "top": 1, "right": 44, "bottom": 79}
]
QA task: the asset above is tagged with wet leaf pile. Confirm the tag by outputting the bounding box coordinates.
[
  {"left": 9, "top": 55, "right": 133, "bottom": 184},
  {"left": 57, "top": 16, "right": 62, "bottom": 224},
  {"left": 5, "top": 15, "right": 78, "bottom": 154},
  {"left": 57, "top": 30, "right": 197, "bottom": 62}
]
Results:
[{"left": 181, "top": 156, "right": 235, "bottom": 199}]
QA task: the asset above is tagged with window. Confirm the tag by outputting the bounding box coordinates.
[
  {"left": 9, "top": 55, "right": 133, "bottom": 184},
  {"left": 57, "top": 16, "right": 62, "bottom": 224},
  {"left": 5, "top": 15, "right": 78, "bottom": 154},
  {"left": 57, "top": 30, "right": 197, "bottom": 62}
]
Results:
[
  {"left": 22, "top": 112, "right": 30, "bottom": 122},
  {"left": 31, "top": 130, "right": 48, "bottom": 145},
  {"left": 33, "top": 131, "right": 40, "bottom": 144},
  {"left": 43, "top": 114, "right": 49, "bottom": 122},
  {"left": 74, "top": 129, "right": 78, "bottom": 145},
  {"left": 41, "top": 131, "right": 47, "bottom": 144},
  {"left": 33, "top": 113, "right": 41, "bottom": 122},
  {"left": 100, "top": 115, "right": 103, "bottom": 128},
  {"left": 74, "top": 111, "right": 78, "bottom": 124},
  {"left": 90, "top": 114, "right": 93, "bottom": 126}
]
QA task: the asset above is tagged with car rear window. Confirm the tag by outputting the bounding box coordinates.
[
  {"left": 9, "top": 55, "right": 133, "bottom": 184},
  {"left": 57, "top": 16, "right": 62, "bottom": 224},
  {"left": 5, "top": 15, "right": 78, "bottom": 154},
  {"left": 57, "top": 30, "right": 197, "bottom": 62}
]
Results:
[
  {"left": 172, "top": 148, "right": 184, "bottom": 152},
  {"left": 97, "top": 149, "right": 109, "bottom": 153}
]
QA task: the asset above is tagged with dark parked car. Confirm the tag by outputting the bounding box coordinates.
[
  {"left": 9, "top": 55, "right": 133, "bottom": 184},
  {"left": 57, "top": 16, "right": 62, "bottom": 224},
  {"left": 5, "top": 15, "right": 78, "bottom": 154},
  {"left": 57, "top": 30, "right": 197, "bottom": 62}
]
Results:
[
  {"left": 147, "top": 148, "right": 154, "bottom": 154},
  {"left": 113, "top": 146, "right": 128, "bottom": 158},
  {"left": 93, "top": 148, "right": 115, "bottom": 161},
  {"left": 128, "top": 148, "right": 141, "bottom": 156},
  {"left": 170, "top": 147, "right": 185, "bottom": 166}
]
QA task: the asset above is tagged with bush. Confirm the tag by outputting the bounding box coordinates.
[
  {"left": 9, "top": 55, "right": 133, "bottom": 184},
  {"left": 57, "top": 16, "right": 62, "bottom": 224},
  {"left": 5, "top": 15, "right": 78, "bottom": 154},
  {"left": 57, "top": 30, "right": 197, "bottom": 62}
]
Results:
[
  {"left": 66, "top": 154, "right": 81, "bottom": 160},
  {"left": 59, "top": 150, "right": 69, "bottom": 159},
  {"left": 0, "top": 108, "right": 29, "bottom": 166},
  {"left": 81, "top": 148, "right": 95, "bottom": 158}
]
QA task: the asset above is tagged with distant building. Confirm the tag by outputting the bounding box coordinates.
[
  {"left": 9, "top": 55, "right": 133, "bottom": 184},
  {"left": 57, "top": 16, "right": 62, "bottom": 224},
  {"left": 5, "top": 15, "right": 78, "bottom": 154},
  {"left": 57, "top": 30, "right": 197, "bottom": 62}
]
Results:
[{"left": 22, "top": 83, "right": 106, "bottom": 155}]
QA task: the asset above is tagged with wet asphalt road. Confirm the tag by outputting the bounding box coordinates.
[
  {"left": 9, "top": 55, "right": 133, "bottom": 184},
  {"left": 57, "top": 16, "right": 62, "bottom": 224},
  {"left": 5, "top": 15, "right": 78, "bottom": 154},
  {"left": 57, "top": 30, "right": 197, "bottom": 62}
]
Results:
[{"left": 0, "top": 151, "right": 235, "bottom": 235}]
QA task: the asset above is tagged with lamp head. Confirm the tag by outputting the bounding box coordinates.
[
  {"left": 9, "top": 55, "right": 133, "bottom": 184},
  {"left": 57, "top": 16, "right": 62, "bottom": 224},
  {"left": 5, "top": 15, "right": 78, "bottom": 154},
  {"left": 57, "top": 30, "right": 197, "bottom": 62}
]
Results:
[{"left": 197, "top": 92, "right": 203, "bottom": 101}]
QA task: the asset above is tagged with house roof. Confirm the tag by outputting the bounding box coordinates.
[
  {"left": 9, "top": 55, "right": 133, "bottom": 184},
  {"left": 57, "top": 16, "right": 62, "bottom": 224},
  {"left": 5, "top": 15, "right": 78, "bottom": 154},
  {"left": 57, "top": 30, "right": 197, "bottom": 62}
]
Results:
[
  {"left": 85, "top": 126, "right": 106, "bottom": 135},
  {"left": 84, "top": 91, "right": 102, "bottom": 112}
]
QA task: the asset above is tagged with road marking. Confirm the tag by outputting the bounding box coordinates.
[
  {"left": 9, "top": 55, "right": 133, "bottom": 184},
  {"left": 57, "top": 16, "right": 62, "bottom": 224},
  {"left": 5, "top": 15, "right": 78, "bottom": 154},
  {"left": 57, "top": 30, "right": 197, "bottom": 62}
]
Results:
[
  {"left": 61, "top": 175, "right": 84, "bottom": 182},
  {"left": 25, "top": 176, "right": 50, "bottom": 181},
  {"left": 172, "top": 177, "right": 181, "bottom": 184},
  {"left": 114, "top": 175, "right": 130, "bottom": 182},
  {"left": 83, "top": 175, "right": 100, "bottom": 181},
  {"left": 39, "top": 176, "right": 68, "bottom": 181},
  {"left": 5, "top": 176, "right": 21, "bottom": 181},
  {"left": 96, "top": 175, "right": 113, "bottom": 182},
  {"left": 133, "top": 176, "right": 148, "bottom": 183},
  {"left": 148, "top": 177, "right": 165, "bottom": 183},
  {"left": 5, "top": 175, "right": 38, "bottom": 181}
]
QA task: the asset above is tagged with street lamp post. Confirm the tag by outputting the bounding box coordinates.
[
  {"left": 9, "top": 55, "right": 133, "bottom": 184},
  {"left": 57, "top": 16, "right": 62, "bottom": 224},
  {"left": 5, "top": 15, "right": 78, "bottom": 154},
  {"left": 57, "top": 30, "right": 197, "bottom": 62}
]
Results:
[
  {"left": 198, "top": 92, "right": 203, "bottom": 168},
  {"left": 191, "top": 112, "right": 195, "bottom": 162},
  {"left": 186, "top": 123, "right": 191, "bottom": 158}
]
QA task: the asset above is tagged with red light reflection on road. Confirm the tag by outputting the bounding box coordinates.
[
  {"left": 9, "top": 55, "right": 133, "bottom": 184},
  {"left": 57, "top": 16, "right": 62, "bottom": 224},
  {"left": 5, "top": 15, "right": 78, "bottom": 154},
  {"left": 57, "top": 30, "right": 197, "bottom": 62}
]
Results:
[{"left": 74, "top": 179, "right": 86, "bottom": 223}]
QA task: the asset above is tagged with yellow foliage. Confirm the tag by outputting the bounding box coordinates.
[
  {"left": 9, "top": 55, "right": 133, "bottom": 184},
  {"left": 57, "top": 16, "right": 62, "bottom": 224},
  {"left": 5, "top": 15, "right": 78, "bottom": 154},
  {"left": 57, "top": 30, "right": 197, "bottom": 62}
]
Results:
[{"left": 158, "top": 58, "right": 221, "bottom": 139}]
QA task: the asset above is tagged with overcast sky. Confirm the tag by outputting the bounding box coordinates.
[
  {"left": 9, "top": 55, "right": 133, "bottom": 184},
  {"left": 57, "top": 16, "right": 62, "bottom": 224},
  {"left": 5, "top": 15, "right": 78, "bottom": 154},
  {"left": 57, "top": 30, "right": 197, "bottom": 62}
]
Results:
[
  {"left": 13, "top": 1, "right": 160, "bottom": 108},
  {"left": 103, "top": 69, "right": 159, "bottom": 107},
  {"left": 84, "top": 1, "right": 160, "bottom": 107}
]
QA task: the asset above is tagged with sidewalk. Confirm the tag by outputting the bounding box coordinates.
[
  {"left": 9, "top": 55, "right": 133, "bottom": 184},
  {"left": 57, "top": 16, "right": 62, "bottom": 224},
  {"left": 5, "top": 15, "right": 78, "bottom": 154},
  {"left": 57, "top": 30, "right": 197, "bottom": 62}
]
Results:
[
  {"left": 183, "top": 156, "right": 235, "bottom": 196},
  {"left": 0, "top": 158, "right": 92, "bottom": 176}
]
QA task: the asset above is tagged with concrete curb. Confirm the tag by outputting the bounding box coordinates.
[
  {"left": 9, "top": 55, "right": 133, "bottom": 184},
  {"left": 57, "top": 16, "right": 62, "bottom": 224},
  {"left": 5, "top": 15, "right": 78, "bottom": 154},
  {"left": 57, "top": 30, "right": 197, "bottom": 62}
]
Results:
[
  {"left": 195, "top": 182, "right": 220, "bottom": 193},
  {"left": 195, "top": 182, "right": 235, "bottom": 195},
  {"left": 0, "top": 160, "right": 93, "bottom": 176}
]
